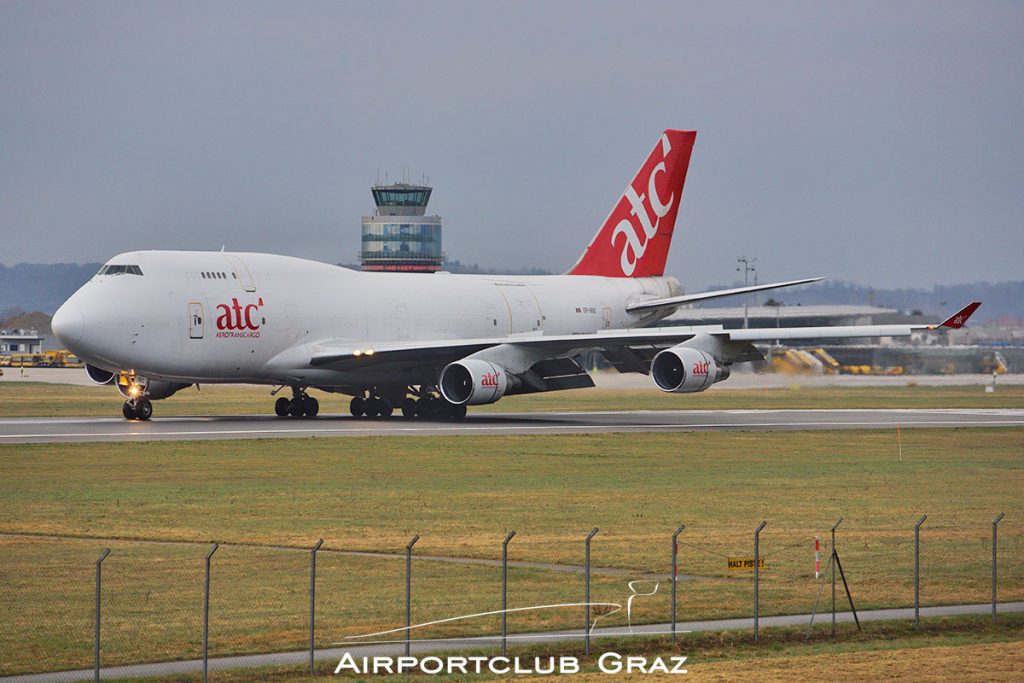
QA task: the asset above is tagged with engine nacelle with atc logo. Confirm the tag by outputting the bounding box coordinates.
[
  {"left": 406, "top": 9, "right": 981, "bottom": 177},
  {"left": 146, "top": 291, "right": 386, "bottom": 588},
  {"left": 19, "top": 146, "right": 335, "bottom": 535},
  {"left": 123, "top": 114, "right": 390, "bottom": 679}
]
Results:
[
  {"left": 439, "top": 359, "right": 509, "bottom": 405},
  {"left": 651, "top": 346, "right": 729, "bottom": 393}
]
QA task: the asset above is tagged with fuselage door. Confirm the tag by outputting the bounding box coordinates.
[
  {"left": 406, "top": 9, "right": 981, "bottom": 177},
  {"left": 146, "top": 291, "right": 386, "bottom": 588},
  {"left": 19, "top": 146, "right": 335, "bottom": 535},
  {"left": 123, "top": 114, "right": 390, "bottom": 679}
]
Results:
[
  {"left": 188, "top": 302, "right": 205, "bottom": 339},
  {"left": 225, "top": 256, "right": 256, "bottom": 292},
  {"left": 496, "top": 284, "right": 543, "bottom": 334}
]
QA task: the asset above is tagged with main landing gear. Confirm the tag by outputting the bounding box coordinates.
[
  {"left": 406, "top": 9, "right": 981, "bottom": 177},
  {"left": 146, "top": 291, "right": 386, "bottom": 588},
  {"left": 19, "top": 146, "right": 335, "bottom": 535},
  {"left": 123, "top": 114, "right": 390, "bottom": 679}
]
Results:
[
  {"left": 349, "top": 389, "right": 467, "bottom": 420},
  {"left": 274, "top": 387, "right": 319, "bottom": 418},
  {"left": 122, "top": 398, "right": 153, "bottom": 421}
]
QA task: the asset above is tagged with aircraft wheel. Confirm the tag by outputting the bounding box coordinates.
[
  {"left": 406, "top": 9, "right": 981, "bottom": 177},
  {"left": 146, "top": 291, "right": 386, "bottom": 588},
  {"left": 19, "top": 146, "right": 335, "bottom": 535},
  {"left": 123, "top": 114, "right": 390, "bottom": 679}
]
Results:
[
  {"left": 135, "top": 399, "right": 153, "bottom": 421},
  {"left": 400, "top": 398, "right": 417, "bottom": 418},
  {"left": 274, "top": 397, "right": 290, "bottom": 417},
  {"left": 122, "top": 401, "right": 136, "bottom": 420},
  {"left": 288, "top": 399, "right": 305, "bottom": 417},
  {"left": 304, "top": 396, "right": 319, "bottom": 417},
  {"left": 378, "top": 399, "right": 394, "bottom": 418},
  {"left": 349, "top": 396, "right": 365, "bottom": 417},
  {"left": 417, "top": 398, "right": 436, "bottom": 420},
  {"left": 448, "top": 403, "right": 467, "bottom": 420},
  {"left": 363, "top": 397, "right": 380, "bottom": 418}
]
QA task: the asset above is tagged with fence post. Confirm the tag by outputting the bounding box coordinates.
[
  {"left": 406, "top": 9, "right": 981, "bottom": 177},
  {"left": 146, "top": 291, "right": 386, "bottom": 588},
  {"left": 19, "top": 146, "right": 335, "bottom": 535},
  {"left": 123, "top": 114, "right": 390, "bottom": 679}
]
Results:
[
  {"left": 671, "top": 523, "right": 685, "bottom": 644},
  {"left": 831, "top": 517, "right": 843, "bottom": 637},
  {"left": 992, "top": 512, "right": 1005, "bottom": 623},
  {"left": 405, "top": 535, "right": 419, "bottom": 656},
  {"left": 754, "top": 521, "right": 766, "bottom": 642},
  {"left": 309, "top": 538, "right": 323, "bottom": 675},
  {"left": 584, "top": 527, "right": 599, "bottom": 656},
  {"left": 94, "top": 548, "right": 110, "bottom": 683},
  {"left": 914, "top": 516, "right": 926, "bottom": 631},
  {"left": 203, "top": 543, "right": 218, "bottom": 683},
  {"left": 502, "top": 531, "right": 515, "bottom": 656}
]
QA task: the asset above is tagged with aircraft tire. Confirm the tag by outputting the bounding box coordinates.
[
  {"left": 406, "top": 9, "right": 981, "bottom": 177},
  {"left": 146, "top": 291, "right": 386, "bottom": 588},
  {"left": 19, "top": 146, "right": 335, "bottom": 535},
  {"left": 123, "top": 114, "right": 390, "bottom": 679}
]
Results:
[
  {"left": 448, "top": 403, "right": 467, "bottom": 420},
  {"left": 288, "top": 399, "right": 305, "bottom": 418},
  {"left": 274, "top": 397, "right": 290, "bottom": 417},
  {"left": 122, "top": 401, "right": 136, "bottom": 420},
  {"left": 400, "top": 398, "right": 417, "bottom": 418},
  {"left": 136, "top": 399, "right": 153, "bottom": 421},
  {"left": 304, "top": 396, "right": 319, "bottom": 417},
  {"left": 349, "top": 396, "right": 365, "bottom": 417},
  {"left": 363, "top": 397, "right": 380, "bottom": 418},
  {"left": 379, "top": 400, "right": 394, "bottom": 418},
  {"left": 415, "top": 398, "right": 434, "bottom": 419}
]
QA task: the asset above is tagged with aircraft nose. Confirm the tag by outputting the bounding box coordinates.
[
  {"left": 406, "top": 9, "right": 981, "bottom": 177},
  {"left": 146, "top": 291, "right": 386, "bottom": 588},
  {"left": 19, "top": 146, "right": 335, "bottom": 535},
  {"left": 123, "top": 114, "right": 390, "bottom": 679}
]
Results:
[{"left": 51, "top": 302, "right": 84, "bottom": 346}]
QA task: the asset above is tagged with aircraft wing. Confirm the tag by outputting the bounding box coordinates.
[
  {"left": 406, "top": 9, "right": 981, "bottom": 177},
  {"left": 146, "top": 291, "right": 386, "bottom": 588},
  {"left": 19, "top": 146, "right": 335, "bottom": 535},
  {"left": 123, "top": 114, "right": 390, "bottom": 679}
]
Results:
[
  {"left": 625, "top": 276, "right": 825, "bottom": 313},
  {"left": 308, "top": 327, "right": 707, "bottom": 372},
  {"left": 721, "top": 301, "right": 981, "bottom": 342},
  {"left": 308, "top": 302, "right": 980, "bottom": 378}
]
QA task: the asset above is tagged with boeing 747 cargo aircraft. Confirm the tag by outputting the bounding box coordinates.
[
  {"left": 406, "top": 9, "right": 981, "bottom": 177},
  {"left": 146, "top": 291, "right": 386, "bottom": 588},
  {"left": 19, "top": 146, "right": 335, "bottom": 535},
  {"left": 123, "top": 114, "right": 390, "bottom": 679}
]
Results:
[{"left": 51, "top": 130, "right": 980, "bottom": 420}]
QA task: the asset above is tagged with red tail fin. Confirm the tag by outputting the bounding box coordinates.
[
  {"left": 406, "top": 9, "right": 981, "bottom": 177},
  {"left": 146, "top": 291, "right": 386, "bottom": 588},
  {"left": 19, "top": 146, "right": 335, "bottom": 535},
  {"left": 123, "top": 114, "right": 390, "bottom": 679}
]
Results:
[{"left": 567, "top": 129, "right": 696, "bottom": 277}]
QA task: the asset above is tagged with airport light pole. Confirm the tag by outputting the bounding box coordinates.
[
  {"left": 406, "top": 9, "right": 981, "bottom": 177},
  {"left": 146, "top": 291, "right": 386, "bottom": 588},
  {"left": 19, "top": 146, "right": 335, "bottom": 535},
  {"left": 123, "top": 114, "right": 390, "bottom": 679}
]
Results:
[{"left": 737, "top": 257, "right": 757, "bottom": 329}]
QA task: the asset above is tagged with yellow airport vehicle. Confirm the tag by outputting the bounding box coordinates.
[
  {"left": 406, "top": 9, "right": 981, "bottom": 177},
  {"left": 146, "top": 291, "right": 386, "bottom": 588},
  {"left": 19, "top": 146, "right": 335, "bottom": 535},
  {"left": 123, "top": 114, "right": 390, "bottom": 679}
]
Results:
[{"left": 8, "top": 353, "right": 42, "bottom": 367}]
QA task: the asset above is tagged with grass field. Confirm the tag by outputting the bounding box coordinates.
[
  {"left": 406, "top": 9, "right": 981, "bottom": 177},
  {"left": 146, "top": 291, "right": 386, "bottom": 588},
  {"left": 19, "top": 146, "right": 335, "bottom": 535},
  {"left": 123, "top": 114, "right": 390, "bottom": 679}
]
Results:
[
  {"left": 0, "top": 380, "right": 1022, "bottom": 417},
  {"left": 2, "top": 428, "right": 1023, "bottom": 675}
]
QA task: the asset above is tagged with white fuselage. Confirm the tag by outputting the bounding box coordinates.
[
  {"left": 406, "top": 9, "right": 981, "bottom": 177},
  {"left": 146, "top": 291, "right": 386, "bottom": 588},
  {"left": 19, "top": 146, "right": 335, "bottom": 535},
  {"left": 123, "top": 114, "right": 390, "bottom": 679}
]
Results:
[{"left": 55, "top": 251, "right": 679, "bottom": 389}]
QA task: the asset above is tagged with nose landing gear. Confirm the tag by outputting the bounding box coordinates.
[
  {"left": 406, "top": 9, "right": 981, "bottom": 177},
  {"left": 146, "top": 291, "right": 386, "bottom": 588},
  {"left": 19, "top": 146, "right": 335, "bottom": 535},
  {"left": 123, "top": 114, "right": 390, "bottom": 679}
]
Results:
[
  {"left": 122, "top": 398, "right": 153, "bottom": 421},
  {"left": 274, "top": 388, "right": 319, "bottom": 418}
]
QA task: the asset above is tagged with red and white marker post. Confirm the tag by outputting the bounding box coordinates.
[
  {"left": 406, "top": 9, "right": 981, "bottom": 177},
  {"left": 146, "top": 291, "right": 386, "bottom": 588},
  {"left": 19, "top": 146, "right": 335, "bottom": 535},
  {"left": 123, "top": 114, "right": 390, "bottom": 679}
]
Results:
[{"left": 814, "top": 536, "right": 821, "bottom": 580}]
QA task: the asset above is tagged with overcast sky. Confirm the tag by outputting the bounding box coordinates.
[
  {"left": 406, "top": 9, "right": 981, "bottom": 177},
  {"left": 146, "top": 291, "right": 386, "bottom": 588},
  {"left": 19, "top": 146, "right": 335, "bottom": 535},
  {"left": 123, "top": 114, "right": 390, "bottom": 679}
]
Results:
[{"left": 1, "top": 1, "right": 1021, "bottom": 290}]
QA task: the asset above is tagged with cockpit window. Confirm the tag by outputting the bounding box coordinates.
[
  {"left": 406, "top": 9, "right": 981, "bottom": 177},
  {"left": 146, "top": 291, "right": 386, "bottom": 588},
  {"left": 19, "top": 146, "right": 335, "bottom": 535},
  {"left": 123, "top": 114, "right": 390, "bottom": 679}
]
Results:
[{"left": 98, "top": 264, "right": 143, "bottom": 276}]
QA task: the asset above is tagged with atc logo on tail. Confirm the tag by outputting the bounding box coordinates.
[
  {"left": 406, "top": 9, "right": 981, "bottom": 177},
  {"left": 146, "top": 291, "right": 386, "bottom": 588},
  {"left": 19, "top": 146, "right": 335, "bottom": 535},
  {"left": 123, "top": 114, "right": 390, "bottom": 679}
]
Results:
[{"left": 568, "top": 129, "right": 696, "bottom": 278}]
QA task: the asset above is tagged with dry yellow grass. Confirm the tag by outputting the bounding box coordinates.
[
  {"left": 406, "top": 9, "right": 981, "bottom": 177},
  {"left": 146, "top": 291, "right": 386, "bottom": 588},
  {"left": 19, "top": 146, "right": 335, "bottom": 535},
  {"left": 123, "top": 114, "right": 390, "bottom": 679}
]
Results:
[{"left": 562, "top": 640, "right": 1024, "bottom": 682}]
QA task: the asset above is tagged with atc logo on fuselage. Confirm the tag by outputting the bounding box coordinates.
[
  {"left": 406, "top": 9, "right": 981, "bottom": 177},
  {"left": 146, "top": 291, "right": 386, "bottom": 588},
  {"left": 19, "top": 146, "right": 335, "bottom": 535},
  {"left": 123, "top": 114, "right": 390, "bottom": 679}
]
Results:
[{"left": 215, "top": 297, "right": 264, "bottom": 338}]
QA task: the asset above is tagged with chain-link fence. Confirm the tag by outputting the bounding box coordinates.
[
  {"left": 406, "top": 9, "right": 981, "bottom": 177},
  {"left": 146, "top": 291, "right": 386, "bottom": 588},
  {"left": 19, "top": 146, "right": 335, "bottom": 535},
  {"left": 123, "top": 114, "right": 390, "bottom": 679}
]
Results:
[{"left": 1, "top": 515, "right": 1021, "bottom": 680}]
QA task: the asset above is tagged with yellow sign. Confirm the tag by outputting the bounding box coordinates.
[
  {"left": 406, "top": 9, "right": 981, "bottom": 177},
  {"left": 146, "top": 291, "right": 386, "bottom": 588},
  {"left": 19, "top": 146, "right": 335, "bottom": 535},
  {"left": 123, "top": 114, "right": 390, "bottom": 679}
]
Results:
[{"left": 728, "top": 557, "right": 765, "bottom": 571}]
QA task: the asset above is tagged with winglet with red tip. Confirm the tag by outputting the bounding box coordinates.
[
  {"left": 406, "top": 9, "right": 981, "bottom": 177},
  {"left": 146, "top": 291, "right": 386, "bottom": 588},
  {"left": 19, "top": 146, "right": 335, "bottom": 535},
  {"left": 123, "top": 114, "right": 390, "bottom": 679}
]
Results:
[{"left": 931, "top": 302, "right": 982, "bottom": 330}]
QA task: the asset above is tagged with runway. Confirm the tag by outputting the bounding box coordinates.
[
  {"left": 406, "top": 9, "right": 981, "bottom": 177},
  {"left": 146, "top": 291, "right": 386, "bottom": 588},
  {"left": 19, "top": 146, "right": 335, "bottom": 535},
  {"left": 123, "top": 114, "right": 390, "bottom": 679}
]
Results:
[{"left": 1, "top": 408, "right": 1022, "bottom": 444}]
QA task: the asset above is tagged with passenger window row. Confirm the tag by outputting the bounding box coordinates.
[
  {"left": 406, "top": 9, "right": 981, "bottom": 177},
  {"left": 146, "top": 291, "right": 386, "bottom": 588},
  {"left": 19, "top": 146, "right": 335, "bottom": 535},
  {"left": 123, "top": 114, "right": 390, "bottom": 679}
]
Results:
[{"left": 201, "top": 271, "right": 234, "bottom": 280}]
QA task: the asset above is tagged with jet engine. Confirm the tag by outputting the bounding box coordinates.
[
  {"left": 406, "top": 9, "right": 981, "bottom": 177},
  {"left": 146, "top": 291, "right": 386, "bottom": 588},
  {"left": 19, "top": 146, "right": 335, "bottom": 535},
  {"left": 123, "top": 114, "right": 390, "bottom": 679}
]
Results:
[
  {"left": 115, "top": 373, "right": 191, "bottom": 401},
  {"left": 85, "top": 364, "right": 115, "bottom": 385},
  {"left": 651, "top": 346, "right": 729, "bottom": 393},
  {"left": 439, "top": 359, "right": 508, "bottom": 405}
]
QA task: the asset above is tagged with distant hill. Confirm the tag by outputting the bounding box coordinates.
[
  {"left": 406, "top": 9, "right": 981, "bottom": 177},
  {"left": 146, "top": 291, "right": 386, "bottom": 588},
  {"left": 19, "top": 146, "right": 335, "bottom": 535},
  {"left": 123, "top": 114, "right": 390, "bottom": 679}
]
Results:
[
  {"left": 0, "top": 310, "right": 52, "bottom": 336},
  {"left": 697, "top": 280, "right": 1023, "bottom": 323},
  {"left": 0, "top": 263, "right": 101, "bottom": 315}
]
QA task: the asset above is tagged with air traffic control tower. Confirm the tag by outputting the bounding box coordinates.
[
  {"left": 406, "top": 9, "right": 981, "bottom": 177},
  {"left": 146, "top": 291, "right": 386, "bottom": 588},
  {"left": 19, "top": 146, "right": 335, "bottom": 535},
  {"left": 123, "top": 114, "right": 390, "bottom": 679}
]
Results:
[{"left": 360, "top": 182, "right": 443, "bottom": 272}]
